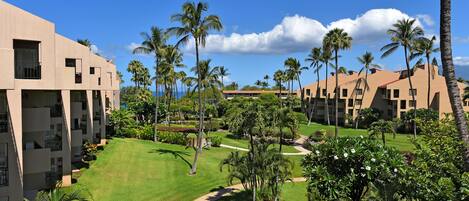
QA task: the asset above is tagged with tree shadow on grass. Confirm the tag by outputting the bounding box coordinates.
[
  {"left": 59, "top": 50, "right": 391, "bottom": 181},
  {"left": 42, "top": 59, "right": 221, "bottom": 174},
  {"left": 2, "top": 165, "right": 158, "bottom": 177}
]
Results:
[
  {"left": 216, "top": 190, "right": 251, "bottom": 201},
  {"left": 149, "top": 149, "right": 192, "bottom": 169}
]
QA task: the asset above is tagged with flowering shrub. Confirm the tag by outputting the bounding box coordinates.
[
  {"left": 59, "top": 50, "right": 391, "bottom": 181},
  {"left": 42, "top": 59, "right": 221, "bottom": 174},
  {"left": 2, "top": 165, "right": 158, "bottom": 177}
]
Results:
[{"left": 302, "top": 137, "right": 405, "bottom": 201}]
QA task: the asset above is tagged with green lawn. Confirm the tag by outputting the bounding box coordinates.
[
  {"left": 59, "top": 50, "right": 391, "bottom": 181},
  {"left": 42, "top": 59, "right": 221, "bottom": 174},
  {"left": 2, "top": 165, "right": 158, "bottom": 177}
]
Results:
[
  {"left": 217, "top": 182, "right": 307, "bottom": 201},
  {"left": 210, "top": 131, "right": 300, "bottom": 153},
  {"left": 71, "top": 138, "right": 305, "bottom": 201},
  {"left": 299, "top": 123, "right": 416, "bottom": 152}
]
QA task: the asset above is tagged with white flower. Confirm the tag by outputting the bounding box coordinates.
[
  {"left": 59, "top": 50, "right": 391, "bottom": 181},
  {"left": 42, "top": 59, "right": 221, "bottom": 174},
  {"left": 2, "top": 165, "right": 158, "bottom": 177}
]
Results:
[
  {"left": 371, "top": 158, "right": 376, "bottom": 162},
  {"left": 334, "top": 155, "right": 339, "bottom": 160},
  {"left": 394, "top": 168, "right": 398, "bottom": 173},
  {"left": 343, "top": 153, "right": 348, "bottom": 158},
  {"left": 351, "top": 149, "right": 356, "bottom": 154},
  {"left": 350, "top": 168, "right": 354, "bottom": 173},
  {"left": 315, "top": 150, "right": 320, "bottom": 155},
  {"left": 361, "top": 173, "right": 366, "bottom": 177},
  {"left": 360, "top": 135, "right": 364, "bottom": 139},
  {"left": 365, "top": 166, "right": 371, "bottom": 171}
]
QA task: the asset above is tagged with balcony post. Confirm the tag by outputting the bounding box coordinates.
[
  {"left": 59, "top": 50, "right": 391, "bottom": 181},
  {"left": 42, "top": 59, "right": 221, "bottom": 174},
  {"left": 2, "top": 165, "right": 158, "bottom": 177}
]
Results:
[
  {"left": 6, "top": 89, "right": 23, "bottom": 200},
  {"left": 85, "top": 90, "right": 94, "bottom": 143},
  {"left": 99, "top": 91, "right": 106, "bottom": 145},
  {"left": 60, "top": 90, "right": 71, "bottom": 187}
]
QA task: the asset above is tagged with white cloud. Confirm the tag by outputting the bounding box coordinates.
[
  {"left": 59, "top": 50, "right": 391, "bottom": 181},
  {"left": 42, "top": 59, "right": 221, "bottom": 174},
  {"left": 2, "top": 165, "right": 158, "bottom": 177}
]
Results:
[
  {"left": 126, "top": 42, "right": 140, "bottom": 52},
  {"left": 454, "top": 57, "right": 469, "bottom": 66},
  {"left": 455, "top": 36, "right": 469, "bottom": 44},
  {"left": 182, "top": 8, "right": 424, "bottom": 54},
  {"left": 90, "top": 44, "right": 100, "bottom": 54},
  {"left": 416, "top": 14, "right": 435, "bottom": 27}
]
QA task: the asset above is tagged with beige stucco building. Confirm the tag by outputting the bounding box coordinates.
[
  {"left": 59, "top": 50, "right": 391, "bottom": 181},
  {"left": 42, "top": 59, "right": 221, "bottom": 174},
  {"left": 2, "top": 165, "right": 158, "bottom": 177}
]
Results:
[
  {"left": 0, "top": 1, "right": 120, "bottom": 200},
  {"left": 222, "top": 90, "right": 295, "bottom": 100},
  {"left": 301, "top": 64, "right": 469, "bottom": 125}
]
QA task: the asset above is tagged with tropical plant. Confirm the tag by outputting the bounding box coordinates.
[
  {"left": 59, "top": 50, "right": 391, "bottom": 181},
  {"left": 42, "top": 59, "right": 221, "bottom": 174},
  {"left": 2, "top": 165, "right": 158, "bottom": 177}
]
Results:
[
  {"left": 169, "top": 1, "right": 223, "bottom": 175},
  {"left": 218, "top": 66, "right": 229, "bottom": 90},
  {"left": 355, "top": 52, "right": 381, "bottom": 128},
  {"left": 356, "top": 108, "right": 381, "bottom": 129},
  {"left": 263, "top": 75, "right": 270, "bottom": 89},
  {"left": 35, "top": 182, "right": 89, "bottom": 201},
  {"left": 305, "top": 47, "right": 323, "bottom": 125},
  {"left": 323, "top": 28, "right": 352, "bottom": 137},
  {"left": 108, "top": 109, "right": 136, "bottom": 137},
  {"left": 321, "top": 46, "right": 333, "bottom": 125},
  {"left": 76, "top": 39, "right": 91, "bottom": 49},
  {"left": 285, "top": 57, "right": 307, "bottom": 111},
  {"left": 133, "top": 26, "right": 168, "bottom": 142},
  {"left": 273, "top": 70, "right": 285, "bottom": 102},
  {"left": 381, "top": 18, "right": 424, "bottom": 138},
  {"left": 412, "top": 36, "right": 440, "bottom": 108},
  {"left": 368, "top": 120, "right": 395, "bottom": 146}
]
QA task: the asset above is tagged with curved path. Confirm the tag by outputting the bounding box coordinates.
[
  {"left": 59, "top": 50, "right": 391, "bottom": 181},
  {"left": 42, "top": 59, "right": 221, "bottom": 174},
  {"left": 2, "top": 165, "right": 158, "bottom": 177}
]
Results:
[
  {"left": 219, "top": 135, "right": 311, "bottom": 156},
  {"left": 194, "top": 177, "right": 307, "bottom": 201}
]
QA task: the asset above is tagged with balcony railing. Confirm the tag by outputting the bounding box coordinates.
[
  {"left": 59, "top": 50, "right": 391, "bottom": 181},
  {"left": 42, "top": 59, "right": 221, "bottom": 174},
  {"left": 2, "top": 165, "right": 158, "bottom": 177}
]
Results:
[
  {"left": 45, "top": 131, "right": 62, "bottom": 151},
  {"left": 50, "top": 104, "right": 62, "bottom": 118},
  {"left": 15, "top": 63, "right": 41, "bottom": 79},
  {"left": 0, "top": 113, "right": 7, "bottom": 133}
]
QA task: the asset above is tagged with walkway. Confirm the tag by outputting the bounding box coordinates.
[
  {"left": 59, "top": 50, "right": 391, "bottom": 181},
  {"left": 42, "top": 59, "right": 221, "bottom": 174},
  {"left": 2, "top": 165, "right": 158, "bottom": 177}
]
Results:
[
  {"left": 194, "top": 177, "right": 307, "bottom": 201},
  {"left": 219, "top": 135, "right": 311, "bottom": 156}
]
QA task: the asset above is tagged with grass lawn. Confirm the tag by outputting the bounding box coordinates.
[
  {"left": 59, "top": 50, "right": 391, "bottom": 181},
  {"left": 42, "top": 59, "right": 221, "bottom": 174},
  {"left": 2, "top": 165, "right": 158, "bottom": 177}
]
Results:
[
  {"left": 210, "top": 131, "right": 300, "bottom": 153},
  {"left": 71, "top": 138, "right": 305, "bottom": 201},
  {"left": 299, "top": 123, "right": 416, "bottom": 152},
  {"left": 218, "top": 182, "right": 307, "bottom": 201}
]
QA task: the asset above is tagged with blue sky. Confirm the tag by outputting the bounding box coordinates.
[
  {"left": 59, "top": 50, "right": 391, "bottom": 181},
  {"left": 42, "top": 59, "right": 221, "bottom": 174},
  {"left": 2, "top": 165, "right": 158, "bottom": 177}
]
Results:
[{"left": 6, "top": 0, "right": 469, "bottom": 89}]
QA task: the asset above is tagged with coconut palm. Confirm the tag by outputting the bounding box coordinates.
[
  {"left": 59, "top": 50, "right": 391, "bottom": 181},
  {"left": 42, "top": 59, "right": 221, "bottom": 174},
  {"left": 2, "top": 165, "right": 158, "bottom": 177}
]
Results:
[
  {"left": 381, "top": 18, "right": 423, "bottom": 138},
  {"left": 368, "top": 119, "right": 395, "bottom": 146},
  {"left": 255, "top": 80, "right": 263, "bottom": 89},
  {"left": 284, "top": 57, "right": 308, "bottom": 112},
  {"left": 305, "top": 47, "right": 323, "bottom": 125},
  {"left": 355, "top": 52, "right": 381, "bottom": 128},
  {"left": 218, "top": 66, "right": 229, "bottom": 90},
  {"left": 412, "top": 36, "right": 440, "bottom": 108},
  {"left": 141, "top": 67, "right": 152, "bottom": 90},
  {"left": 273, "top": 70, "right": 285, "bottom": 106},
  {"left": 133, "top": 26, "right": 168, "bottom": 142},
  {"left": 263, "top": 75, "right": 270, "bottom": 89},
  {"left": 323, "top": 28, "right": 352, "bottom": 137},
  {"left": 169, "top": 1, "right": 223, "bottom": 175},
  {"left": 321, "top": 46, "right": 333, "bottom": 125},
  {"left": 127, "top": 60, "right": 144, "bottom": 88},
  {"left": 76, "top": 39, "right": 91, "bottom": 49},
  {"left": 440, "top": 0, "right": 469, "bottom": 168}
]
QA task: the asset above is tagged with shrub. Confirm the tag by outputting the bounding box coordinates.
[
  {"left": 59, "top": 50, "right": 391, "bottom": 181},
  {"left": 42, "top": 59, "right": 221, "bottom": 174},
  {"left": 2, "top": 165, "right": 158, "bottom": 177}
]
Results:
[
  {"left": 209, "top": 135, "right": 222, "bottom": 147},
  {"left": 302, "top": 137, "right": 405, "bottom": 201},
  {"left": 196, "top": 120, "right": 221, "bottom": 132},
  {"left": 108, "top": 109, "right": 136, "bottom": 137},
  {"left": 401, "top": 108, "right": 439, "bottom": 133},
  {"left": 82, "top": 141, "right": 98, "bottom": 161},
  {"left": 139, "top": 124, "right": 154, "bottom": 140},
  {"left": 293, "top": 112, "right": 308, "bottom": 124},
  {"left": 356, "top": 108, "right": 381, "bottom": 128},
  {"left": 158, "top": 131, "right": 188, "bottom": 145}
]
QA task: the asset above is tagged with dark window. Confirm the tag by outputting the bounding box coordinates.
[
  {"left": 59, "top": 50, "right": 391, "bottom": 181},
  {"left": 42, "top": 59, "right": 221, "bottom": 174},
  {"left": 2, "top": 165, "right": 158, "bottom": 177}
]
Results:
[
  {"left": 72, "top": 119, "right": 80, "bottom": 130},
  {"left": 348, "top": 109, "right": 353, "bottom": 115},
  {"left": 322, "top": 89, "right": 327, "bottom": 96},
  {"left": 342, "top": 89, "right": 348, "bottom": 97},
  {"left": 98, "top": 77, "right": 101, "bottom": 86},
  {"left": 393, "top": 89, "right": 399, "bottom": 98},
  {"left": 400, "top": 100, "right": 406, "bottom": 109},
  {"left": 409, "top": 89, "right": 417, "bottom": 96},
  {"left": 355, "top": 99, "right": 362, "bottom": 105},
  {"left": 90, "top": 67, "right": 95, "bottom": 75},
  {"left": 348, "top": 99, "right": 353, "bottom": 107},
  {"left": 75, "top": 73, "right": 82, "bottom": 84},
  {"left": 65, "top": 58, "right": 76, "bottom": 67},
  {"left": 355, "top": 89, "right": 363, "bottom": 95},
  {"left": 106, "top": 97, "right": 110, "bottom": 109},
  {"left": 387, "top": 89, "right": 391, "bottom": 99},
  {"left": 409, "top": 100, "right": 416, "bottom": 107},
  {"left": 306, "top": 89, "right": 311, "bottom": 96},
  {"left": 14, "top": 39, "right": 41, "bottom": 79},
  {"left": 0, "top": 143, "right": 8, "bottom": 187}
]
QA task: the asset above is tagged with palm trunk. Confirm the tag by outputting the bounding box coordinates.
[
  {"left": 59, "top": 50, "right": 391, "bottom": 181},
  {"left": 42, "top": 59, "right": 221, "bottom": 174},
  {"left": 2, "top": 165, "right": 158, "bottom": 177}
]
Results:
[
  {"left": 334, "top": 50, "right": 339, "bottom": 137},
  {"left": 249, "top": 129, "right": 256, "bottom": 201},
  {"left": 190, "top": 39, "right": 204, "bottom": 175},
  {"left": 308, "top": 69, "right": 320, "bottom": 125},
  {"left": 325, "top": 63, "right": 330, "bottom": 125},
  {"left": 154, "top": 57, "right": 160, "bottom": 142},
  {"left": 298, "top": 74, "right": 305, "bottom": 113},
  {"left": 426, "top": 56, "right": 432, "bottom": 109},
  {"left": 440, "top": 0, "right": 469, "bottom": 170},
  {"left": 167, "top": 82, "right": 174, "bottom": 127},
  {"left": 355, "top": 70, "right": 368, "bottom": 129},
  {"left": 404, "top": 46, "right": 417, "bottom": 138}
]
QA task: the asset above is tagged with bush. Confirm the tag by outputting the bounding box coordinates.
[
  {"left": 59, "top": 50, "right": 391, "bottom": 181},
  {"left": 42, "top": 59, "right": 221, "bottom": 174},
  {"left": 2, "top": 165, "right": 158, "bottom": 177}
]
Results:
[
  {"left": 196, "top": 120, "right": 221, "bottom": 132},
  {"left": 82, "top": 141, "right": 98, "bottom": 161},
  {"left": 158, "top": 131, "right": 188, "bottom": 145},
  {"left": 293, "top": 112, "right": 308, "bottom": 124},
  {"left": 209, "top": 135, "right": 222, "bottom": 147},
  {"left": 308, "top": 129, "right": 327, "bottom": 142},
  {"left": 356, "top": 108, "right": 381, "bottom": 128},
  {"left": 401, "top": 108, "right": 439, "bottom": 133}
]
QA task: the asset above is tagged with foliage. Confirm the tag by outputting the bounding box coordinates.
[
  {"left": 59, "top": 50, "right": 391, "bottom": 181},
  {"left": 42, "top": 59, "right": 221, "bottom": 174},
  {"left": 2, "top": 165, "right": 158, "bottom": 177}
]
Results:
[
  {"left": 220, "top": 139, "right": 293, "bottom": 200},
  {"left": 82, "top": 141, "right": 98, "bottom": 161},
  {"left": 401, "top": 108, "right": 439, "bottom": 132},
  {"left": 208, "top": 135, "right": 222, "bottom": 147},
  {"left": 302, "top": 137, "right": 405, "bottom": 201},
  {"left": 356, "top": 108, "right": 381, "bottom": 129},
  {"left": 368, "top": 120, "right": 396, "bottom": 146},
  {"left": 36, "top": 182, "right": 89, "bottom": 201},
  {"left": 108, "top": 109, "right": 136, "bottom": 137},
  {"left": 292, "top": 112, "right": 308, "bottom": 124},
  {"left": 158, "top": 131, "right": 188, "bottom": 145}
]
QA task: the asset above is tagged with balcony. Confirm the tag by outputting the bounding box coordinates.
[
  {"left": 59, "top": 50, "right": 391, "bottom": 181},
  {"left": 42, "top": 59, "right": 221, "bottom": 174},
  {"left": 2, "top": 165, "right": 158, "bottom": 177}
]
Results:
[
  {"left": 23, "top": 148, "right": 51, "bottom": 174},
  {"left": 45, "top": 130, "right": 62, "bottom": 151},
  {"left": 50, "top": 104, "right": 63, "bottom": 118},
  {"left": 0, "top": 113, "right": 7, "bottom": 133},
  {"left": 14, "top": 39, "right": 41, "bottom": 80}
]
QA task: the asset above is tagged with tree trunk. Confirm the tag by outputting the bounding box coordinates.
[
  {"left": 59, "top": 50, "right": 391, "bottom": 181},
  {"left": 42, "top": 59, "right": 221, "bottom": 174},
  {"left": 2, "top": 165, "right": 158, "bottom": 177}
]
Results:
[
  {"left": 334, "top": 50, "right": 339, "bottom": 137},
  {"left": 355, "top": 70, "right": 368, "bottom": 129},
  {"left": 404, "top": 46, "right": 417, "bottom": 138},
  {"left": 427, "top": 55, "right": 432, "bottom": 109},
  {"left": 440, "top": 0, "right": 469, "bottom": 170},
  {"left": 190, "top": 39, "right": 204, "bottom": 175},
  {"left": 325, "top": 63, "right": 330, "bottom": 125},
  {"left": 154, "top": 57, "right": 160, "bottom": 142},
  {"left": 308, "top": 69, "right": 320, "bottom": 125},
  {"left": 297, "top": 74, "right": 305, "bottom": 113}
]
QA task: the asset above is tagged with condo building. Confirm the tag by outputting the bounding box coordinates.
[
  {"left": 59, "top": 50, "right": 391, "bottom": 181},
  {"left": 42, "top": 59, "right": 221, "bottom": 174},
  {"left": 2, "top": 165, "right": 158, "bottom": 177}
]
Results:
[
  {"left": 301, "top": 64, "right": 469, "bottom": 125},
  {"left": 222, "top": 90, "right": 296, "bottom": 100},
  {"left": 0, "top": 1, "right": 120, "bottom": 200}
]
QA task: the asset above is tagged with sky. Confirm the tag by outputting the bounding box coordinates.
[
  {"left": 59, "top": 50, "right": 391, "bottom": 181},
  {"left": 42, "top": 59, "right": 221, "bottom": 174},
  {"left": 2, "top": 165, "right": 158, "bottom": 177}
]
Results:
[{"left": 6, "top": 0, "right": 469, "bottom": 89}]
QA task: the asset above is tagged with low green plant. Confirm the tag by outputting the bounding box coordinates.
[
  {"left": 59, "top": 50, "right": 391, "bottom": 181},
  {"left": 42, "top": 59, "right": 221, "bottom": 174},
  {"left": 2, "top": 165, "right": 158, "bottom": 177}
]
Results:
[
  {"left": 209, "top": 135, "right": 222, "bottom": 147},
  {"left": 158, "top": 131, "right": 188, "bottom": 145},
  {"left": 82, "top": 141, "right": 98, "bottom": 161}
]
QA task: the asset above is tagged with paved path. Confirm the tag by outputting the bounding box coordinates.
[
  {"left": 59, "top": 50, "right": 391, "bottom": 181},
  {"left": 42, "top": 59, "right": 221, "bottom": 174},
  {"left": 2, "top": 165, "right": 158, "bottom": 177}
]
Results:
[
  {"left": 194, "top": 177, "right": 307, "bottom": 201},
  {"left": 293, "top": 135, "right": 312, "bottom": 154},
  {"left": 219, "top": 135, "right": 312, "bottom": 156}
]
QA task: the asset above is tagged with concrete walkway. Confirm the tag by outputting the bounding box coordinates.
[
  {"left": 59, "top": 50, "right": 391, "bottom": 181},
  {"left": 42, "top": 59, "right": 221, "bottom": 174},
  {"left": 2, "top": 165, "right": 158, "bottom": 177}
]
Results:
[
  {"left": 293, "top": 135, "right": 312, "bottom": 154},
  {"left": 219, "top": 135, "right": 312, "bottom": 156},
  {"left": 194, "top": 177, "right": 307, "bottom": 201}
]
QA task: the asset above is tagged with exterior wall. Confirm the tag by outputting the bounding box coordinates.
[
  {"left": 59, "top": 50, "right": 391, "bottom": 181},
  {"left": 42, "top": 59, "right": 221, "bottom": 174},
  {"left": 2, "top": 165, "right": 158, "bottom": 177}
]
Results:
[
  {"left": 222, "top": 90, "right": 295, "bottom": 100},
  {"left": 0, "top": 1, "right": 120, "bottom": 200}
]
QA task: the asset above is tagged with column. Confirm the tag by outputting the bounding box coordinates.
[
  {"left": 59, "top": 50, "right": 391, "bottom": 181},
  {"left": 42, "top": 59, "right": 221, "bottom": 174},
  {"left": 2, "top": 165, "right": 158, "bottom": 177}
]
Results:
[
  {"left": 60, "top": 90, "right": 71, "bottom": 187},
  {"left": 85, "top": 90, "right": 93, "bottom": 143},
  {"left": 99, "top": 91, "right": 106, "bottom": 145},
  {"left": 6, "top": 89, "right": 23, "bottom": 200}
]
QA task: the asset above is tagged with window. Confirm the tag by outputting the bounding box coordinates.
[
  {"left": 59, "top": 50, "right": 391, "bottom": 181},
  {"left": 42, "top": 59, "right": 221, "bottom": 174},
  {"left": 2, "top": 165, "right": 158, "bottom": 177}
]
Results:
[
  {"left": 355, "top": 89, "right": 363, "bottom": 95},
  {"left": 409, "top": 89, "right": 417, "bottom": 96},
  {"left": 348, "top": 99, "right": 353, "bottom": 107},
  {"left": 355, "top": 99, "right": 362, "bottom": 105},
  {"left": 0, "top": 143, "right": 7, "bottom": 187},
  {"left": 306, "top": 89, "right": 311, "bottom": 96},
  {"left": 90, "top": 67, "right": 95, "bottom": 75},
  {"left": 400, "top": 100, "right": 406, "bottom": 109},
  {"left": 14, "top": 39, "right": 41, "bottom": 79},
  {"left": 348, "top": 109, "right": 353, "bottom": 115},
  {"left": 342, "top": 89, "right": 348, "bottom": 97},
  {"left": 322, "top": 89, "right": 327, "bottom": 96},
  {"left": 72, "top": 119, "right": 80, "bottom": 130},
  {"left": 393, "top": 89, "right": 400, "bottom": 98},
  {"left": 65, "top": 58, "right": 76, "bottom": 67},
  {"left": 409, "top": 100, "right": 416, "bottom": 107},
  {"left": 387, "top": 89, "right": 391, "bottom": 99},
  {"left": 98, "top": 77, "right": 101, "bottom": 86}
]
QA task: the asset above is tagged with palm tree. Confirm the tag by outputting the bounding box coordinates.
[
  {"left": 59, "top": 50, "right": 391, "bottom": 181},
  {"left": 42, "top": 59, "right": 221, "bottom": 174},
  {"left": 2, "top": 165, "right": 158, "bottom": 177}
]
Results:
[
  {"left": 273, "top": 70, "right": 285, "bottom": 105},
  {"left": 77, "top": 39, "right": 91, "bottom": 49},
  {"left": 133, "top": 26, "right": 168, "bottom": 142},
  {"left": 355, "top": 52, "right": 380, "bottom": 128},
  {"left": 263, "top": 75, "right": 270, "bottom": 89},
  {"left": 368, "top": 120, "right": 395, "bottom": 146},
  {"left": 160, "top": 45, "right": 185, "bottom": 115},
  {"left": 169, "top": 1, "right": 222, "bottom": 175},
  {"left": 35, "top": 182, "right": 88, "bottom": 201},
  {"left": 255, "top": 80, "right": 263, "bottom": 89},
  {"left": 141, "top": 67, "right": 152, "bottom": 90},
  {"left": 285, "top": 57, "right": 308, "bottom": 112},
  {"left": 127, "top": 60, "right": 144, "bottom": 88},
  {"left": 412, "top": 36, "right": 440, "bottom": 108},
  {"left": 440, "top": 0, "right": 469, "bottom": 169},
  {"left": 305, "top": 47, "right": 323, "bottom": 125},
  {"left": 381, "top": 18, "right": 423, "bottom": 138},
  {"left": 218, "top": 66, "right": 229, "bottom": 90},
  {"left": 321, "top": 46, "right": 333, "bottom": 125},
  {"left": 323, "top": 28, "right": 352, "bottom": 137}
]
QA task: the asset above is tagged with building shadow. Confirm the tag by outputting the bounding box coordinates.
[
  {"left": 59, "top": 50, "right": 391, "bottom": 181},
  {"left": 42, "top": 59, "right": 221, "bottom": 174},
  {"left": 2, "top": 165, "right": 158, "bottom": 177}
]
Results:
[{"left": 149, "top": 149, "right": 192, "bottom": 169}]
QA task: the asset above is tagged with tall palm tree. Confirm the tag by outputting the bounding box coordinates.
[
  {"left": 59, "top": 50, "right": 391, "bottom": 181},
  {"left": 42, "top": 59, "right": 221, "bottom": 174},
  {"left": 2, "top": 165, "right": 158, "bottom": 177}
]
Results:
[
  {"left": 273, "top": 70, "right": 285, "bottom": 104},
  {"left": 321, "top": 46, "right": 333, "bottom": 125},
  {"left": 440, "top": 0, "right": 469, "bottom": 169},
  {"left": 133, "top": 26, "right": 168, "bottom": 142},
  {"left": 263, "top": 75, "right": 270, "bottom": 89},
  {"left": 323, "top": 28, "right": 352, "bottom": 137},
  {"left": 412, "top": 36, "right": 440, "bottom": 108},
  {"left": 189, "top": 60, "right": 222, "bottom": 119},
  {"left": 169, "top": 2, "right": 222, "bottom": 175},
  {"left": 127, "top": 60, "right": 144, "bottom": 88},
  {"left": 285, "top": 57, "right": 308, "bottom": 112},
  {"left": 355, "top": 52, "right": 380, "bottom": 128},
  {"left": 218, "top": 66, "right": 229, "bottom": 90},
  {"left": 77, "top": 39, "right": 91, "bottom": 49},
  {"left": 381, "top": 18, "right": 423, "bottom": 138},
  {"left": 141, "top": 67, "right": 152, "bottom": 90},
  {"left": 255, "top": 80, "right": 263, "bottom": 89},
  {"left": 305, "top": 47, "right": 323, "bottom": 125}
]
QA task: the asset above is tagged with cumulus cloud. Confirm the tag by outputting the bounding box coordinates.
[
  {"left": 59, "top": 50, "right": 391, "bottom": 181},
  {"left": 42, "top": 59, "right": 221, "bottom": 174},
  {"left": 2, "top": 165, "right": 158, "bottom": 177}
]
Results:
[
  {"left": 416, "top": 14, "right": 435, "bottom": 27},
  {"left": 90, "top": 44, "right": 100, "bottom": 54},
  {"left": 454, "top": 57, "right": 469, "bottom": 66},
  {"left": 181, "top": 8, "right": 425, "bottom": 54}
]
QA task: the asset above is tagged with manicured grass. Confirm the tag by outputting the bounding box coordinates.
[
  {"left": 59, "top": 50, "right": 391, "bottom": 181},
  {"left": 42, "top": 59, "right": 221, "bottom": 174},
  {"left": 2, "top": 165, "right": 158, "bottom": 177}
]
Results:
[
  {"left": 299, "top": 123, "right": 416, "bottom": 152},
  {"left": 71, "top": 138, "right": 304, "bottom": 201},
  {"left": 210, "top": 131, "right": 300, "bottom": 153},
  {"left": 217, "top": 182, "right": 307, "bottom": 201}
]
